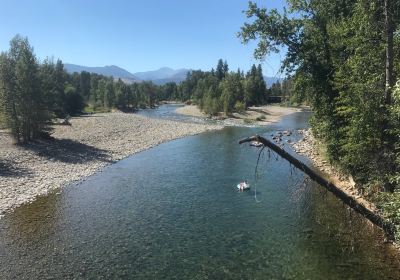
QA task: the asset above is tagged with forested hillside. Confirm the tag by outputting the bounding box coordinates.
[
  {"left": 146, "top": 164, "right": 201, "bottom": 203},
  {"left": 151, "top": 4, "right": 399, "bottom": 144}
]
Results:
[{"left": 239, "top": 0, "right": 400, "bottom": 238}]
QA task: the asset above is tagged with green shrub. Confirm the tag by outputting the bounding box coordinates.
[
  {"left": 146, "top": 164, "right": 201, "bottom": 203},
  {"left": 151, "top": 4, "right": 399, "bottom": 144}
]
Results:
[
  {"left": 376, "top": 191, "right": 400, "bottom": 241},
  {"left": 256, "top": 114, "right": 266, "bottom": 121},
  {"left": 234, "top": 101, "right": 246, "bottom": 113}
]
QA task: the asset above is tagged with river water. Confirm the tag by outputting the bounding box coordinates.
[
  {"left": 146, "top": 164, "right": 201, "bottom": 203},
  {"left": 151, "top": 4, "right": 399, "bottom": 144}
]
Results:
[{"left": 1, "top": 105, "right": 399, "bottom": 279}]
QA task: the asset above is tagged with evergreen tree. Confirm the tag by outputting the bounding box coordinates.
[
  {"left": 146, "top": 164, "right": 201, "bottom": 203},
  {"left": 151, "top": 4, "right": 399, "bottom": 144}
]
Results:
[
  {"left": 79, "top": 71, "right": 91, "bottom": 100},
  {"left": 0, "top": 35, "right": 51, "bottom": 143},
  {"left": 220, "top": 72, "right": 244, "bottom": 114},
  {"left": 0, "top": 52, "right": 19, "bottom": 139},
  {"left": 54, "top": 59, "right": 67, "bottom": 115},
  {"left": 216, "top": 59, "right": 225, "bottom": 80},
  {"left": 104, "top": 80, "right": 115, "bottom": 108}
]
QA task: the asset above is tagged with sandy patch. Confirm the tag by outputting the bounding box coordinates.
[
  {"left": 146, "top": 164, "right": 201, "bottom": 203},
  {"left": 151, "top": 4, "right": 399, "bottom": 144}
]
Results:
[{"left": 176, "top": 104, "right": 305, "bottom": 126}]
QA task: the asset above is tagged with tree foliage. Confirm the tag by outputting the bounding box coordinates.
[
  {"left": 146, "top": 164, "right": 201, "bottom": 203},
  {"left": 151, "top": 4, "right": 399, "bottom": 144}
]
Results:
[
  {"left": 0, "top": 36, "right": 181, "bottom": 142},
  {"left": 0, "top": 35, "right": 50, "bottom": 143},
  {"left": 239, "top": 0, "right": 400, "bottom": 238},
  {"left": 178, "top": 59, "right": 268, "bottom": 115},
  {"left": 239, "top": 0, "right": 400, "bottom": 181}
]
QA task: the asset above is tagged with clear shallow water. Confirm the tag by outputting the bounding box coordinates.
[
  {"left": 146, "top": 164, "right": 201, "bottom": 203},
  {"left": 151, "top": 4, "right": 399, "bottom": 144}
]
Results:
[
  {"left": 1, "top": 109, "right": 400, "bottom": 279},
  {"left": 137, "top": 103, "right": 264, "bottom": 127},
  {"left": 137, "top": 103, "right": 209, "bottom": 124}
]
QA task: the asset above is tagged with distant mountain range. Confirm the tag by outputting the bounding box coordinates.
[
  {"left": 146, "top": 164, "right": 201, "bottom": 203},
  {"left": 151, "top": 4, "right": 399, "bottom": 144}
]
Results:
[
  {"left": 264, "top": 76, "right": 283, "bottom": 87},
  {"left": 64, "top": 64, "right": 189, "bottom": 85},
  {"left": 64, "top": 63, "right": 282, "bottom": 86},
  {"left": 64, "top": 64, "right": 139, "bottom": 84},
  {"left": 134, "top": 67, "right": 190, "bottom": 85}
]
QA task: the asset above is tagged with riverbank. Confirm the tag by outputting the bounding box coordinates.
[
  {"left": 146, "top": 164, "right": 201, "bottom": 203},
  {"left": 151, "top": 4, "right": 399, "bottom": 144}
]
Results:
[
  {"left": 175, "top": 104, "right": 305, "bottom": 126},
  {"left": 0, "top": 112, "right": 222, "bottom": 217},
  {"left": 290, "top": 129, "right": 378, "bottom": 214}
]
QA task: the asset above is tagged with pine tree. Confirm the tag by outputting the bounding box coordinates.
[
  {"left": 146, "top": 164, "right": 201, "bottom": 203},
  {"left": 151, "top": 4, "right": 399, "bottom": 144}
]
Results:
[
  {"left": 0, "top": 35, "right": 51, "bottom": 143},
  {"left": 216, "top": 59, "right": 225, "bottom": 80},
  {"left": 0, "top": 52, "right": 19, "bottom": 140},
  {"left": 54, "top": 59, "right": 67, "bottom": 116}
]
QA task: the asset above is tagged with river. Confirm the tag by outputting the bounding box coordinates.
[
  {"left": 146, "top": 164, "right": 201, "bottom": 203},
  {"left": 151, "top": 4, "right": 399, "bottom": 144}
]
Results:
[{"left": 0, "top": 105, "right": 399, "bottom": 279}]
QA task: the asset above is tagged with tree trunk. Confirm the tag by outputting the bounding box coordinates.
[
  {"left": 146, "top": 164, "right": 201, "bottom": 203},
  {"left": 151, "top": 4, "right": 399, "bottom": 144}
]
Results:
[
  {"left": 381, "top": 0, "right": 396, "bottom": 192},
  {"left": 384, "top": 0, "right": 394, "bottom": 104},
  {"left": 239, "top": 135, "right": 396, "bottom": 240}
]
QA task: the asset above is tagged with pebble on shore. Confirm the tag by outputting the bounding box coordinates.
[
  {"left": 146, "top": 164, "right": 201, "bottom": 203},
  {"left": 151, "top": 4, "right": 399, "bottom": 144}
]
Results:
[
  {"left": 290, "top": 128, "right": 377, "bottom": 212},
  {"left": 0, "top": 112, "right": 222, "bottom": 217}
]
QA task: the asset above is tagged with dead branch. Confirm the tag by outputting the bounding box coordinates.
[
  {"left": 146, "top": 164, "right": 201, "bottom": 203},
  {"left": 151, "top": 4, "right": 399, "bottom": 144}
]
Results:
[{"left": 239, "top": 134, "right": 395, "bottom": 240}]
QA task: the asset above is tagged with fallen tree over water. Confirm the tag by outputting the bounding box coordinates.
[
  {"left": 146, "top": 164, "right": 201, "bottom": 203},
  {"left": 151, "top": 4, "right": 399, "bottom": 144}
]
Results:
[{"left": 239, "top": 134, "right": 395, "bottom": 240}]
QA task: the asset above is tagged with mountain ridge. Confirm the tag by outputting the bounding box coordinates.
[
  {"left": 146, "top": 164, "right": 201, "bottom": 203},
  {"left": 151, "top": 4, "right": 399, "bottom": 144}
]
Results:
[
  {"left": 64, "top": 64, "right": 138, "bottom": 82},
  {"left": 134, "top": 67, "right": 190, "bottom": 85},
  {"left": 64, "top": 63, "right": 282, "bottom": 86}
]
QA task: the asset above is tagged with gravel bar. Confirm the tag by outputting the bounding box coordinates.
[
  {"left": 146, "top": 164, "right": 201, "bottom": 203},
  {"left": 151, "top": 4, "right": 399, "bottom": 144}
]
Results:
[{"left": 0, "top": 112, "right": 222, "bottom": 217}]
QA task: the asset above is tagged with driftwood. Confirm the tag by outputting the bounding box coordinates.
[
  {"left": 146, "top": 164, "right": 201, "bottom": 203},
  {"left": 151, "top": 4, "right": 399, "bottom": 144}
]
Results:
[{"left": 239, "top": 134, "right": 395, "bottom": 240}]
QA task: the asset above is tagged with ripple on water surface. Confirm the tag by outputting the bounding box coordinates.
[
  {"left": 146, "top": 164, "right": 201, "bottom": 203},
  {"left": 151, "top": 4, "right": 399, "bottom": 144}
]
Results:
[{"left": 0, "top": 111, "right": 400, "bottom": 279}]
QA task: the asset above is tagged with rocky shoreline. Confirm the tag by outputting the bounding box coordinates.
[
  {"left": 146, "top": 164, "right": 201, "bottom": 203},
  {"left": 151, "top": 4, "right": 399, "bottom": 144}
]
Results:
[
  {"left": 290, "top": 129, "right": 377, "bottom": 213},
  {"left": 175, "top": 104, "right": 304, "bottom": 126},
  {"left": 0, "top": 112, "right": 222, "bottom": 217}
]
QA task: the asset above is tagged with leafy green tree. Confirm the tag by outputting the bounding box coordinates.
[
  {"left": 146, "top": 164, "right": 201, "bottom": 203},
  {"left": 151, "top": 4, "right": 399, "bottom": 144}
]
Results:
[
  {"left": 64, "top": 83, "right": 84, "bottom": 114},
  {"left": 128, "top": 83, "right": 139, "bottom": 109},
  {"left": 40, "top": 58, "right": 68, "bottom": 117},
  {"left": 0, "top": 35, "right": 51, "bottom": 143},
  {"left": 104, "top": 80, "right": 115, "bottom": 108},
  {"left": 89, "top": 73, "right": 101, "bottom": 105},
  {"left": 79, "top": 71, "right": 91, "bottom": 100},
  {"left": 269, "top": 82, "right": 281, "bottom": 97},
  {"left": 140, "top": 81, "right": 157, "bottom": 108},
  {"left": 239, "top": 0, "right": 400, "bottom": 186},
  {"left": 115, "top": 79, "right": 127, "bottom": 109},
  {"left": 54, "top": 59, "right": 67, "bottom": 115},
  {"left": 0, "top": 53, "right": 19, "bottom": 138},
  {"left": 220, "top": 72, "right": 244, "bottom": 114},
  {"left": 234, "top": 100, "right": 246, "bottom": 113},
  {"left": 96, "top": 78, "right": 107, "bottom": 108}
]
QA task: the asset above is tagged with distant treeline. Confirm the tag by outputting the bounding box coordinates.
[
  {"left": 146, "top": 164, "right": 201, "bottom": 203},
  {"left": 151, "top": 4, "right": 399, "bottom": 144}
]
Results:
[
  {"left": 269, "top": 79, "right": 293, "bottom": 105},
  {"left": 174, "top": 59, "right": 270, "bottom": 115},
  {"left": 173, "top": 59, "right": 266, "bottom": 115},
  {"left": 0, "top": 35, "right": 279, "bottom": 143}
]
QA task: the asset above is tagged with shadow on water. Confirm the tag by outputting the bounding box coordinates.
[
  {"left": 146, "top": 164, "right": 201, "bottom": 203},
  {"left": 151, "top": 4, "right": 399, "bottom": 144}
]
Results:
[{"left": 22, "top": 138, "right": 113, "bottom": 164}]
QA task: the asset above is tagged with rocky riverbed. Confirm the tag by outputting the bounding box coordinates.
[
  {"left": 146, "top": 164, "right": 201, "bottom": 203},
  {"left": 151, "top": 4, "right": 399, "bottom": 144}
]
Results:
[
  {"left": 175, "top": 104, "right": 304, "bottom": 126},
  {"left": 290, "top": 129, "right": 377, "bottom": 213},
  {"left": 0, "top": 112, "right": 222, "bottom": 217}
]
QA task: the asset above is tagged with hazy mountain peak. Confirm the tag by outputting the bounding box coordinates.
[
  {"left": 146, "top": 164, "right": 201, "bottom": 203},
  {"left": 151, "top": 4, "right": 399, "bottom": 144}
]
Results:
[
  {"left": 158, "top": 67, "right": 174, "bottom": 71},
  {"left": 64, "top": 63, "right": 138, "bottom": 83},
  {"left": 134, "top": 67, "right": 190, "bottom": 84},
  {"left": 64, "top": 63, "right": 191, "bottom": 85}
]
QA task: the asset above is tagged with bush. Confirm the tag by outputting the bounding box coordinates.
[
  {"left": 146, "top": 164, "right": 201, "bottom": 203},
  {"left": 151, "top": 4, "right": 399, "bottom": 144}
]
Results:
[
  {"left": 139, "top": 103, "right": 147, "bottom": 109},
  {"left": 234, "top": 101, "right": 246, "bottom": 113},
  {"left": 256, "top": 114, "right": 266, "bottom": 121},
  {"left": 243, "top": 118, "right": 254, "bottom": 124},
  {"left": 376, "top": 191, "right": 400, "bottom": 241},
  {"left": 64, "top": 86, "right": 85, "bottom": 115},
  {"left": 203, "top": 96, "right": 220, "bottom": 116}
]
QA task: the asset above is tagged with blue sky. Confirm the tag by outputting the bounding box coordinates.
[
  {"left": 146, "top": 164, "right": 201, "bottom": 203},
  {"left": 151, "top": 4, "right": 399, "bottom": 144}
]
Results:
[{"left": 0, "top": 0, "right": 286, "bottom": 76}]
